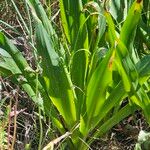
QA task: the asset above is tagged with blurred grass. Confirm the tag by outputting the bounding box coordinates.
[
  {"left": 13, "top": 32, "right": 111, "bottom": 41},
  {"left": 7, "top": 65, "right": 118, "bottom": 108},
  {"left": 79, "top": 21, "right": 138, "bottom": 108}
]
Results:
[
  {"left": 0, "top": 0, "right": 28, "bottom": 36},
  {"left": 0, "top": 0, "right": 59, "bottom": 37}
]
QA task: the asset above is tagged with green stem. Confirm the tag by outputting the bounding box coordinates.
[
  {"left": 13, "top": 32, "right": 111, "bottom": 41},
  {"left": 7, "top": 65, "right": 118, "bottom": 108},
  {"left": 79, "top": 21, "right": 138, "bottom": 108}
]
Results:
[
  {"left": 35, "top": 71, "right": 43, "bottom": 150},
  {"left": 38, "top": 107, "right": 43, "bottom": 150}
]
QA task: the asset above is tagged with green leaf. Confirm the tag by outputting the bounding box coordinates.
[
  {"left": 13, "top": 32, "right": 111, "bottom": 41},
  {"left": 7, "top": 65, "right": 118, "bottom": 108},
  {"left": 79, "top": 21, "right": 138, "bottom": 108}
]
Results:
[
  {"left": 60, "top": 0, "right": 89, "bottom": 114},
  {"left": 120, "top": 0, "right": 143, "bottom": 49},
  {"left": 91, "top": 104, "right": 138, "bottom": 143},
  {"left": 80, "top": 47, "right": 114, "bottom": 136},
  {"left": 136, "top": 55, "right": 150, "bottom": 78},
  {"left": 0, "top": 32, "right": 51, "bottom": 113},
  {"left": 35, "top": 22, "right": 77, "bottom": 127}
]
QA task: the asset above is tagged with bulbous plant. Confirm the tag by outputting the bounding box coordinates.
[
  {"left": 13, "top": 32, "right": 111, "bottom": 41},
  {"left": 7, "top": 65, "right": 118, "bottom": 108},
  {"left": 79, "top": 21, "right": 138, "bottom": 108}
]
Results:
[{"left": 0, "top": 0, "right": 150, "bottom": 149}]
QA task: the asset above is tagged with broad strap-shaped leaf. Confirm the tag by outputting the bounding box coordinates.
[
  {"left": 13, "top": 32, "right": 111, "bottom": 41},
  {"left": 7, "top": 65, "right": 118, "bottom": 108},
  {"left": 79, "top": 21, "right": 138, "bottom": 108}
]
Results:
[
  {"left": 60, "top": 0, "right": 89, "bottom": 114},
  {"left": 0, "top": 34, "right": 66, "bottom": 132},
  {"left": 104, "top": 11, "right": 133, "bottom": 92},
  {"left": 86, "top": 2, "right": 106, "bottom": 79},
  {"left": 0, "top": 32, "right": 51, "bottom": 113},
  {"left": 83, "top": 1, "right": 106, "bottom": 52},
  {"left": 120, "top": 0, "right": 143, "bottom": 50},
  {"left": 35, "top": 22, "right": 77, "bottom": 127},
  {"left": 86, "top": 48, "right": 114, "bottom": 117},
  {"left": 80, "top": 80, "right": 125, "bottom": 136},
  {"left": 80, "top": 47, "right": 114, "bottom": 136},
  {"left": 90, "top": 104, "right": 138, "bottom": 144},
  {"left": 105, "top": 8, "right": 139, "bottom": 93},
  {"left": 130, "top": 87, "right": 150, "bottom": 124},
  {"left": 104, "top": 11, "right": 117, "bottom": 47},
  {"left": 27, "top": 0, "right": 65, "bottom": 58},
  {"left": 60, "top": 0, "right": 87, "bottom": 46},
  {"left": 0, "top": 48, "right": 41, "bottom": 106},
  {"left": 136, "top": 55, "right": 150, "bottom": 79},
  {"left": 109, "top": 0, "right": 134, "bottom": 23},
  {"left": 27, "top": 0, "right": 55, "bottom": 36}
]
